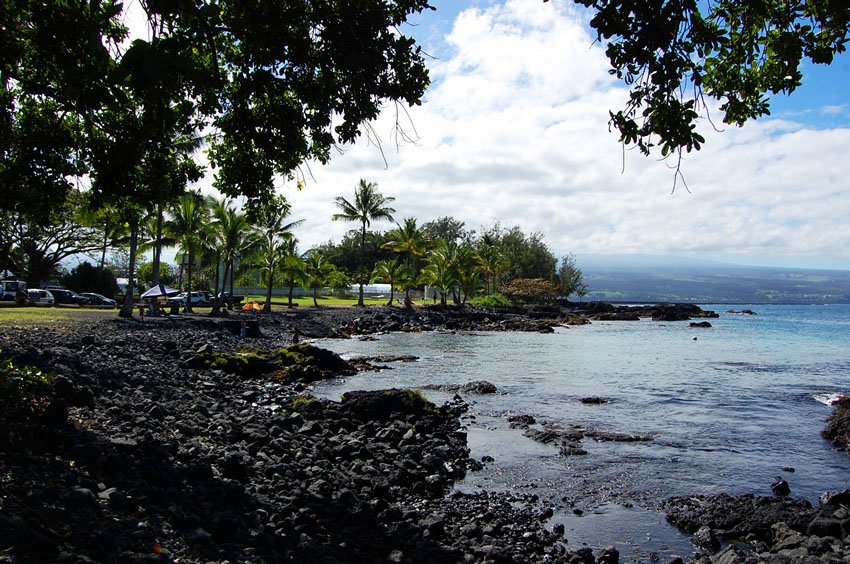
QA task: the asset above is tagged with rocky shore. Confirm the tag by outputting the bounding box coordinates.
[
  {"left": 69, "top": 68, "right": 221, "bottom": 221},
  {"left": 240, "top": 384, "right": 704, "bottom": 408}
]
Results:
[{"left": 1, "top": 303, "right": 847, "bottom": 563}]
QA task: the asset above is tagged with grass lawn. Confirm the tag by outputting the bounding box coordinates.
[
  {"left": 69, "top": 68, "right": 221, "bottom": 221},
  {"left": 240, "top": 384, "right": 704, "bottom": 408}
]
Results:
[
  {"left": 0, "top": 294, "right": 433, "bottom": 327},
  {"left": 0, "top": 305, "right": 118, "bottom": 328}
]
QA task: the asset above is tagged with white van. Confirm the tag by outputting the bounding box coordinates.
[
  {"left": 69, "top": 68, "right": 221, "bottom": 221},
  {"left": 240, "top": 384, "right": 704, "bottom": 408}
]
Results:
[
  {"left": 0, "top": 279, "right": 27, "bottom": 302},
  {"left": 27, "top": 289, "right": 55, "bottom": 306}
]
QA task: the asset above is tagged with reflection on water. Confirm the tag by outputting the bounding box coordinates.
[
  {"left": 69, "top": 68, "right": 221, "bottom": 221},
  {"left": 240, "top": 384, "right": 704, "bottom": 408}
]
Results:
[{"left": 313, "top": 305, "right": 850, "bottom": 560}]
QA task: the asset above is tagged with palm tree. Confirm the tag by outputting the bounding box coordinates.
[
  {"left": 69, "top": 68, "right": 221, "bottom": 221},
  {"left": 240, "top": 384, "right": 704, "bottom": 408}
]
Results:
[
  {"left": 280, "top": 238, "right": 307, "bottom": 308},
  {"left": 304, "top": 251, "right": 333, "bottom": 307},
  {"left": 332, "top": 179, "right": 395, "bottom": 306},
  {"left": 203, "top": 196, "right": 230, "bottom": 313},
  {"left": 372, "top": 257, "right": 402, "bottom": 306},
  {"left": 382, "top": 217, "right": 427, "bottom": 302},
  {"left": 250, "top": 238, "right": 286, "bottom": 312},
  {"left": 476, "top": 243, "right": 507, "bottom": 295},
  {"left": 421, "top": 241, "right": 458, "bottom": 306},
  {"left": 247, "top": 195, "right": 303, "bottom": 312},
  {"left": 214, "top": 204, "right": 256, "bottom": 311},
  {"left": 166, "top": 192, "right": 207, "bottom": 312}
]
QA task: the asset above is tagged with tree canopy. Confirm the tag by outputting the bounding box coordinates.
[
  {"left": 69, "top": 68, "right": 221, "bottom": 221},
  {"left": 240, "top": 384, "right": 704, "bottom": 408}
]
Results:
[
  {"left": 2, "top": 0, "right": 434, "bottom": 214},
  {"left": 573, "top": 0, "right": 850, "bottom": 161}
]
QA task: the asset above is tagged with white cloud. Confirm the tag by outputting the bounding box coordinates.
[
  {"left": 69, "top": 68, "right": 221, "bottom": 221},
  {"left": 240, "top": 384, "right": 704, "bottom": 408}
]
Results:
[{"left": 228, "top": 0, "right": 850, "bottom": 268}]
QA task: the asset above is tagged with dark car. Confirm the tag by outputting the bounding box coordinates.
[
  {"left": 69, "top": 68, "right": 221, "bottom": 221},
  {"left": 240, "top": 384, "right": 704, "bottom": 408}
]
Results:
[
  {"left": 49, "top": 288, "right": 87, "bottom": 306},
  {"left": 80, "top": 292, "right": 117, "bottom": 307}
]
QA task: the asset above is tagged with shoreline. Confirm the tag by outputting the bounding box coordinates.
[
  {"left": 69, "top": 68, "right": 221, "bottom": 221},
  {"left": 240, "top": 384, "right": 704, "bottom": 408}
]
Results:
[{"left": 1, "top": 306, "right": 848, "bottom": 562}]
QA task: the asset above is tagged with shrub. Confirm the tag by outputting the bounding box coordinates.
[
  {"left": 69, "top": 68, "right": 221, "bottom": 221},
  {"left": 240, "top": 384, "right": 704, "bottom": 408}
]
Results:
[
  {"left": 501, "top": 278, "right": 558, "bottom": 304},
  {"left": 468, "top": 293, "right": 514, "bottom": 308}
]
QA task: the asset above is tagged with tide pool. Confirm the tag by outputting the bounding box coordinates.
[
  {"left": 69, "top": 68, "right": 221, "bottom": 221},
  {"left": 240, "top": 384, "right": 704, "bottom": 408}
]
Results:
[{"left": 313, "top": 304, "right": 850, "bottom": 559}]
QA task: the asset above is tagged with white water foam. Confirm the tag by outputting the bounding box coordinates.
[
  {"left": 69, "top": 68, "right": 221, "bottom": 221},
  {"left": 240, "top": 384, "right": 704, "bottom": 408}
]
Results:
[{"left": 813, "top": 392, "right": 846, "bottom": 406}]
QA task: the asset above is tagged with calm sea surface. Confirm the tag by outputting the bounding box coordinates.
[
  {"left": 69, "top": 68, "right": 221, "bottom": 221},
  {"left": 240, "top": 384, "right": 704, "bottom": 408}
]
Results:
[{"left": 313, "top": 304, "right": 850, "bottom": 560}]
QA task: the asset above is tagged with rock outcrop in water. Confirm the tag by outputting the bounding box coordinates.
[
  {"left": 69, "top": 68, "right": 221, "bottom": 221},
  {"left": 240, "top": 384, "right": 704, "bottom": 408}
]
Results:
[
  {"left": 664, "top": 492, "right": 850, "bottom": 562},
  {"left": 823, "top": 396, "right": 850, "bottom": 454}
]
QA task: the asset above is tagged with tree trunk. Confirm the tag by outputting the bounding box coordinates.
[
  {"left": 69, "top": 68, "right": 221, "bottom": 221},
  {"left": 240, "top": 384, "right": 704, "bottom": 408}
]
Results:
[
  {"left": 119, "top": 220, "right": 138, "bottom": 318},
  {"left": 100, "top": 221, "right": 108, "bottom": 270},
  {"left": 313, "top": 288, "right": 319, "bottom": 307},
  {"left": 229, "top": 258, "right": 235, "bottom": 307},
  {"left": 264, "top": 268, "right": 273, "bottom": 312},
  {"left": 152, "top": 204, "right": 163, "bottom": 285},
  {"left": 358, "top": 223, "right": 365, "bottom": 306},
  {"left": 185, "top": 249, "right": 194, "bottom": 313},
  {"left": 210, "top": 256, "right": 221, "bottom": 315}
]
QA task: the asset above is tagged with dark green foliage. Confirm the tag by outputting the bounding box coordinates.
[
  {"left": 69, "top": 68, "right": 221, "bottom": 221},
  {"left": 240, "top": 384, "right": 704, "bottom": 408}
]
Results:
[
  {"left": 63, "top": 262, "right": 119, "bottom": 298},
  {"left": 136, "top": 262, "right": 177, "bottom": 289},
  {"left": 3, "top": 1, "right": 434, "bottom": 216},
  {"left": 556, "top": 254, "right": 587, "bottom": 299},
  {"left": 315, "top": 231, "right": 396, "bottom": 277},
  {"left": 576, "top": 0, "right": 850, "bottom": 158},
  {"left": 468, "top": 293, "right": 514, "bottom": 308},
  {"left": 480, "top": 224, "right": 557, "bottom": 282}
]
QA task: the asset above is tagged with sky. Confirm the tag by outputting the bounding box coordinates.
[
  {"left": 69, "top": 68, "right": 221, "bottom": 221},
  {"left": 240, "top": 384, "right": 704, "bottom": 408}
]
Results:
[{"left": 128, "top": 0, "right": 850, "bottom": 271}]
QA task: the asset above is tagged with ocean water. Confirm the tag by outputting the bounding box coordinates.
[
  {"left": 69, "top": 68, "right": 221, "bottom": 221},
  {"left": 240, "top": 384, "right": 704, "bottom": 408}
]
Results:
[{"left": 312, "top": 304, "right": 850, "bottom": 560}]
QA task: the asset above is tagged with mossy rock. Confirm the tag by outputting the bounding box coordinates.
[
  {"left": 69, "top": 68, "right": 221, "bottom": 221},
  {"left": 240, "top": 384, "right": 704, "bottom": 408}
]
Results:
[
  {"left": 184, "top": 344, "right": 354, "bottom": 382},
  {"left": 340, "top": 388, "right": 435, "bottom": 420}
]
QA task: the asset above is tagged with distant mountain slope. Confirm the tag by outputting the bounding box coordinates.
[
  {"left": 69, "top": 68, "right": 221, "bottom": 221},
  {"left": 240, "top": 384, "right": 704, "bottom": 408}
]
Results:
[{"left": 578, "top": 255, "right": 850, "bottom": 303}]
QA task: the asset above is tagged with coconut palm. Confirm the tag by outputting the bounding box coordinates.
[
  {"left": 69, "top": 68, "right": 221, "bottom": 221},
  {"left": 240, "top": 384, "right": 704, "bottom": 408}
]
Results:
[
  {"left": 304, "top": 251, "right": 333, "bottom": 307},
  {"left": 247, "top": 195, "right": 303, "bottom": 312},
  {"left": 382, "top": 217, "right": 427, "bottom": 302},
  {"left": 166, "top": 192, "right": 207, "bottom": 312},
  {"left": 249, "top": 238, "right": 286, "bottom": 312},
  {"left": 278, "top": 238, "right": 306, "bottom": 308},
  {"left": 371, "top": 257, "right": 402, "bottom": 306},
  {"left": 421, "top": 241, "right": 458, "bottom": 306},
  {"left": 332, "top": 179, "right": 395, "bottom": 306},
  {"left": 215, "top": 204, "right": 256, "bottom": 310},
  {"left": 476, "top": 243, "right": 508, "bottom": 295}
]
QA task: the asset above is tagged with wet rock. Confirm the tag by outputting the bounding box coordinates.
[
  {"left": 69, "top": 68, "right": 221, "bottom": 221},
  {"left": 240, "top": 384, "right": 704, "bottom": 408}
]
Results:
[
  {"left": 771, "top": 476, "right": 791, "bottom": 496},
  {"left": 459, "top": 380, "right": 498, "bottom": 394},
  {"left": 691, "top": 526, "right": 720, "bottom": 554},
  {"left": 580, "top": 396, "right": 609, "bottom": 404}
]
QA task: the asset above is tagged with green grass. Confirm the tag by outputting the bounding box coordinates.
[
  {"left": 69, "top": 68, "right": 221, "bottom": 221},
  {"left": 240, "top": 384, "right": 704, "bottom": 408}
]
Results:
[
  {"left": 0, "top": 294, "right": 431, "bottom": 326},
  {"left": 0, "top": 305, "right": 117, "bottom": 327}
]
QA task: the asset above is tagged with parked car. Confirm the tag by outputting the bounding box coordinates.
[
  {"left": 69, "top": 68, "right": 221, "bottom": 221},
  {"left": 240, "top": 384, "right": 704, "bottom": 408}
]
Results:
[
  {"left": 27, "top": 289, "right": 54, "bottom": 306},
  {"left": 167, "top": 291, "right": 211, "bottom": 306},
  {"left": 80, "top": 292, "right": 117, "bottom": 307},
  {"left": 1, "top": 279, "right": 27, "bottom": 303},
  {"left": 49, "top": 288, "right": 87, "bottom": 306}
]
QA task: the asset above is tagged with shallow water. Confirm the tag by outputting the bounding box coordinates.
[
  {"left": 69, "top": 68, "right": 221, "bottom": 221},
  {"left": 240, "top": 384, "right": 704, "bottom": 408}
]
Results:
[{"left": 312, "top": 304, "right": 850, "bottom": 560}]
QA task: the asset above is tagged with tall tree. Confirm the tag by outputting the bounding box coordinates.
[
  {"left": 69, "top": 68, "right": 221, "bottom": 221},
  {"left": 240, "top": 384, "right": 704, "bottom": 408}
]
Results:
[
  {"left": 304, "top": 252, "right": 333, "bottom": 307},
  {"left": 372, "top": 258, "right": 403, "bottom": 306},
  {"left": 0, "top": 191, "right": 102, "bottom": 286},
  {"left": 557, "top": 254, "right": 586, "bottom": 300},
  {"left": 245, "top": 194, "right": 303, "bottom": 311},
  {"left": 3, "top": 1, "right": 434, "bottom": 212},
  {"left": 166, "top": 192, "right": 207, "bottom": 313},
  {"left": 216, "top": 205, "right": 256, "bottom": 310},
  {"left": 280, "top": 239, "right": 307, "bottom": 308},
  {"left": 383, "top": 217, "right": 428, "bottom": 302},
  {"left": 332, "top": 180, "right": 396, "bottom": 306}
]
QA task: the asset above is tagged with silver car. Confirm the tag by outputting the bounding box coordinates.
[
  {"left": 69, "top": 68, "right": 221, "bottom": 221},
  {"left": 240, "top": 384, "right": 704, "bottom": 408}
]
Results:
[{"left": 27, "top": 289, "right": 55, "bottom": 306}]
